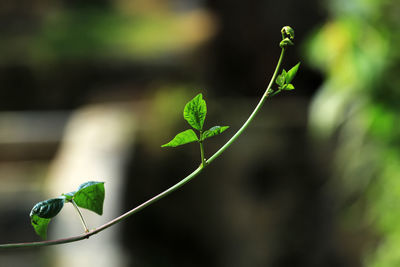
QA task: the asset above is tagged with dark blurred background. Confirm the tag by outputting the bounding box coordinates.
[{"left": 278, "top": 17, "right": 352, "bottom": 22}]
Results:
[{"left": 0, "top": 0, "right": 399, "bottom": 266}]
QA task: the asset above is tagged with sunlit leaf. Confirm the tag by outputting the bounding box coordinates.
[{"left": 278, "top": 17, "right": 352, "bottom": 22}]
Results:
[
  {"left": 202, "top": 126, "right": 229, "bottom": 141},
  {"left": 162, "top": 129, "right": 199, "bottom": 147},
  {"left": 284, "top": 84, "right": 295, "bottom": 90},
  {"left": 183, "top": 93, "right": 207, "bottom": 131},
  {"left": 286, "top": 62, "right": 300, "bottom": 84},
  {"left": 73, "top": 181, "right": 105, "bottom": 215}
]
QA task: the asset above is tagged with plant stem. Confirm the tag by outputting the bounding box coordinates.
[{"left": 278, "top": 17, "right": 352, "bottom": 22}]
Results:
[
  {"left": 71, "top": 200, "right": 90, "bottom": 233},
  {"left": 199, "top": 131, "right": 206, "bottom": 167},
  {"left": 0, "top": 47, "right": 287, "bottom": 250},
  {"left": 207, "top": 47, "right": 285, "bottom": 165},
  {"left": 200, "top": 141, "right": 206, "bottom": 167}
]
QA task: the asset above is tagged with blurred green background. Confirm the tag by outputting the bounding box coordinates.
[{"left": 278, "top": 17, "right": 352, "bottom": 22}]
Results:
[
  {"left": 0, "top": 0, "right": 399, "bottom": 266},
  {"left": 307, "top": 0, "right": 400, "bottom": 266}
]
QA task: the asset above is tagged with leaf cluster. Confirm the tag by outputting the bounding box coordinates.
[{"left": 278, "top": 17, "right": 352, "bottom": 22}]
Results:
[
  {"left": 274, "top": 62, "right": 301, "bottom": 93},
  {"left": 30, "top": 181, "right": 105, "bottom": 239},
  {"left": 161, "top": 94, "right": 229, "bottom": 148}
]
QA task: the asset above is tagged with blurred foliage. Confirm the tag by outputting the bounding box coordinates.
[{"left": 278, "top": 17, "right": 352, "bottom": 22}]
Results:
[
  {"left": 306, "top": 0, "right": 400, "bottom": 265},
  {"left": 0, "top": 6, "right": 215, "bottom": 64},
  {"left": 0, "top": 1, "right": 216, "bottom": 110}
]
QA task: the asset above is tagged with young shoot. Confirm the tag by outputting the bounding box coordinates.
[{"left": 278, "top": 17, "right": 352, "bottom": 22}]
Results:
[{"left": 0, "top": 25, "right": 300, "bottom": 249}]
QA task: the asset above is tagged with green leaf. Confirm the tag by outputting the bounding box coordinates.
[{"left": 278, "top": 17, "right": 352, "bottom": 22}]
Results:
[
  {"left": 161, "top": 129, "right": 199, "bottom": 147},
  {"left": 276, "top": 73, "right": 285, "bottom": 87},
  {"left": 284, "top": 84, "right": 295, "bottom": 90},
  {"left": 276, "top": 69, "right": 288, "bottom": 87},
  {"left": 30, "top": 197, "right": 65, "bottom": 239},
  {"left": 30, "top": 215, "right": 51, "bottom": 240},
  {"left": 285, "top": 62, "right": 300, "bottom": 84},
  {"left": 183, "top": 93, "right": 207, "bottom": 131},
  {"left": 73, "top": 181, "right": 105, "bottom": 215},
  {"left": 202, "top": 126, "right": 229, "bottom": 140},
  {"left": 30, "top": 197, "right": 65, "bottom": 219}
]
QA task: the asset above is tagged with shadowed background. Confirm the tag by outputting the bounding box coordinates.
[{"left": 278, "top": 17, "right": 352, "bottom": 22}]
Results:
[{"left": 0, "top": 0, "right": 398, "bottom": 266}]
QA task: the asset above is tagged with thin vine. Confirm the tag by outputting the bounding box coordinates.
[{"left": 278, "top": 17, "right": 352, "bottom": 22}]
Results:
[{"left": 0, "top": 26, "right": 299, "bottom": 249}]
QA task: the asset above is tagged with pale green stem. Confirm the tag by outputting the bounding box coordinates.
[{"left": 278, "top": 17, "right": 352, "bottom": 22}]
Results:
[
  {"left": 0, "top": 47, "right": 286, "bottom": 250},
  {"left": 199, "top": 131, "right": 206, "bottom": 167},
  {"left": 71, "top": 200, "right": 89, "bottom": 233},
  {"left": 200, "top": 142, "right": 206, "bottom": 167},
  {"left": 206, "top": 48, "right": 285, "bottom": 165}
]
